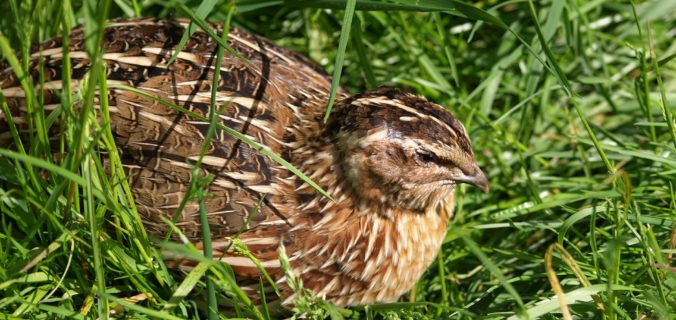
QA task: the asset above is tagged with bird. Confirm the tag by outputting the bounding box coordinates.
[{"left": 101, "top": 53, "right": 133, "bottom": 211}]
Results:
[{"left": 0, "top": 18, "right": 489, "bottom": 307}]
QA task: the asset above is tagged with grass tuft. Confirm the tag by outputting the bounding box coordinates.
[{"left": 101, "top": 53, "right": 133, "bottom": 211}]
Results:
[{"left": 1, "top": 0, "right": 675, "bottom": 319}]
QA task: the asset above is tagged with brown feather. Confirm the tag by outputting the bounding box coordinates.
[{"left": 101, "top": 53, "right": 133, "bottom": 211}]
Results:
[{"left": 0, "top": 18, "right": 487, "bottom": 307}]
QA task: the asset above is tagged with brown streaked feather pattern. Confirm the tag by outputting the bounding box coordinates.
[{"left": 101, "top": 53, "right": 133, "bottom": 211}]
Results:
[
  {"left": 1, "top": 19, "right": 333, "bottom": 241},
  {"left": 0, "top": 18, "right": 488, "bottom": 307}
]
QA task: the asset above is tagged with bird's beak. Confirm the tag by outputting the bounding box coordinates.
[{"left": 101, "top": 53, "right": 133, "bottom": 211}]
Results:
[{"left": 456, "top": 165, "right": 490, "bottom": 193}]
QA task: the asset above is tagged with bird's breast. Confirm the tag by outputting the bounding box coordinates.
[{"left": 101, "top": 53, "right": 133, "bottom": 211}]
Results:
[{"left": 286, "top": 192, "right": 454, "bottom": 306}]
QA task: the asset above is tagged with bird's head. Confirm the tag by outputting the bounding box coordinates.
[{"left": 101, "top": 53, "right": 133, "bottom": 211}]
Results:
[{"left": 328, "top": 87, "right": 489, "bottom": 212}]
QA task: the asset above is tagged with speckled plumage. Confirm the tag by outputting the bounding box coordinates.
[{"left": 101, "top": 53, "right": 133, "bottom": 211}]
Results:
[{"left": 0, "top": 18, "right": 488, "bottom": 307}]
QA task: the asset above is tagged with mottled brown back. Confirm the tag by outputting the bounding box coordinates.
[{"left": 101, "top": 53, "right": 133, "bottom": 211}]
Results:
[{"left": 0, "top": 19, "right": 335, "bottom": 240}]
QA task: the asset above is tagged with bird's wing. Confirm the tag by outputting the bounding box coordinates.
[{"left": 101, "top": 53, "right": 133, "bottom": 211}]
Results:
[{"left": 0, "top": 18, "right": 333, "bottom": 240}]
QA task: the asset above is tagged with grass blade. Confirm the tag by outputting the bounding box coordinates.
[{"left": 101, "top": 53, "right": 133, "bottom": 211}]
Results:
[
  {"left": 166, "top": 0, "right": 218, "bottom": 65},
  {"left": 461, "top": 235, "right": 526, "bottom": 316},
  {"left": 323, "top": 0, "right": 356, "bottom": 122}
]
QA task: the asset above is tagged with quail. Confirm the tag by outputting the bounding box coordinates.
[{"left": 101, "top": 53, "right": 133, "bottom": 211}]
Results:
[{"left": 0, "top": 18, "right": 489, "bottom": 307}]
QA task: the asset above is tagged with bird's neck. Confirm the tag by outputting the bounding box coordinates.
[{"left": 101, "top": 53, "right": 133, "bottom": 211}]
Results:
[{"left": 281, "top": 132, "right": 455, "bottom": 305}]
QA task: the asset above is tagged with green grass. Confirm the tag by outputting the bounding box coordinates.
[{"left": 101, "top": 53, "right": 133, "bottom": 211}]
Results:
[{"left": 1, "top": 0, "right": 675, "bottom": 319}]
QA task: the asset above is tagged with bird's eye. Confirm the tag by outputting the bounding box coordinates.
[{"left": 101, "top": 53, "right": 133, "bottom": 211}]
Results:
[{"left": 416, "top": 150, "right": 437, "bottom": 163}]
